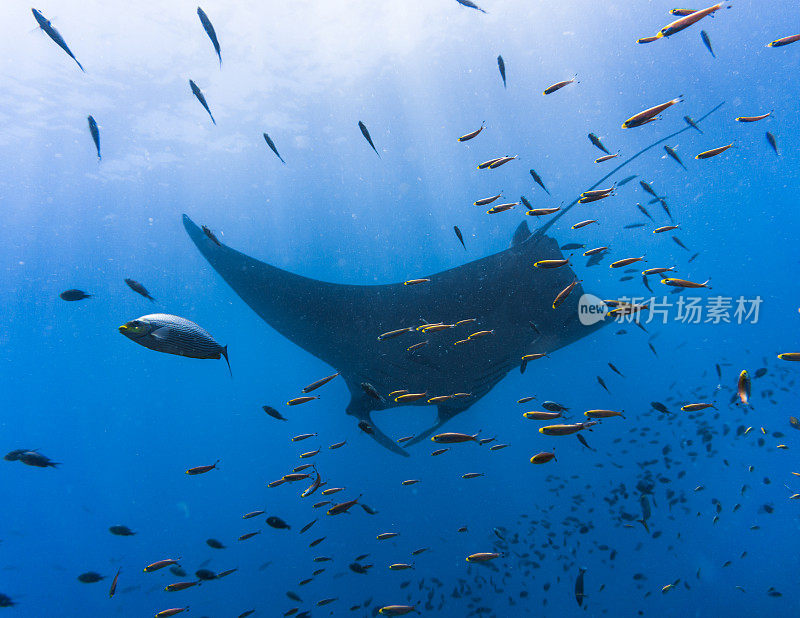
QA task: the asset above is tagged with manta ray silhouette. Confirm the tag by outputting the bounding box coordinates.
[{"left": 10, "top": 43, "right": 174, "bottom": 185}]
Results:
[
  {"left": 183, "top": 102, "right": 724, "bottom": 456},
  {"left": 184, "top": 214, "right": 598, "bottom": 455}
]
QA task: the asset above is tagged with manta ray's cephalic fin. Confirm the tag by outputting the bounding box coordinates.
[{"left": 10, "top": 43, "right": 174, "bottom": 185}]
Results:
[{"left": 345, "top": 392, "right": 410, "bottom": 457}]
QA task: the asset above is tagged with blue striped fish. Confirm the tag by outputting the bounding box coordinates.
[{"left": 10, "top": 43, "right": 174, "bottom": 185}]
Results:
[{"left": 119, "top": 314, "right": 230, "bottom": 374}]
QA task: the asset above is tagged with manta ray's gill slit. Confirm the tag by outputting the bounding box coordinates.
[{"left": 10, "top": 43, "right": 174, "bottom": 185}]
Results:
[{"left": 534, "top": 101, "right": 726, "bottom": 238}]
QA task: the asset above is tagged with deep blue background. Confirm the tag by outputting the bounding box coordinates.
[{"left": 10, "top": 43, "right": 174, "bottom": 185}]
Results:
[{"left": 1, "top": 0, "right": 799, "bottom": 616}]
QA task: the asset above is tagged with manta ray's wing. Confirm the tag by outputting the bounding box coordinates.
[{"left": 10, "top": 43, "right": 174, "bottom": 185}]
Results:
[{"left": 183, "top": 214, "right": 387, "bottom": 367}]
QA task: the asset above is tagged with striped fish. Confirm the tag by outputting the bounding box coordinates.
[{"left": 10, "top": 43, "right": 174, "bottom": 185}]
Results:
[{"left": 119, "top": 313, "right": 230, "bottom": 374}]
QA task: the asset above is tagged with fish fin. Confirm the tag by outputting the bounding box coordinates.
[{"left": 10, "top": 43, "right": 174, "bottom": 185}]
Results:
[
  {"left": 363, "top": 416, "right": 409, "bottom": 456},
  {"left": 221, "top": 345, "right": 232, "bottom": 377},
  {"left": 511, "top": 221, "right": 531, "bottom": 247},
  {"left": 150, "top": 326, "right": 170, "bottom": 340},
  {"left": 346, "top": 397, "right": 408, "bottom": 457}
]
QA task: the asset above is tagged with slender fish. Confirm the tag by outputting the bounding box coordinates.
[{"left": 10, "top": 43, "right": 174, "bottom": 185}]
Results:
[
  {"left": 189, "top": 80, "right": 216, "bottom": 125},
  {"left": 87, "top": 116, "right": 100, "bottom": 159},
  {"left": 197, "top": 7, "right": 222, "bottom": 66},
  {"left": 31, "top": 9, "right": 84, "bottom": 71},
  {"left": 358, "top": 121, "right": 380, "bottom": 157}
]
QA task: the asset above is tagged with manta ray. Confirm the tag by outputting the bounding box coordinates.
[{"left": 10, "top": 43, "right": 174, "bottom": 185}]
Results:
[
  {"left": 183, "top": 102, "right": 724, "bottom": 456},
  {"left": 184, "top": 214, "right": 599, "bottom": 455}
]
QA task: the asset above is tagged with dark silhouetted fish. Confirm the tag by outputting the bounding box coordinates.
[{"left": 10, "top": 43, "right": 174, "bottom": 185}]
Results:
[
  {"left": 575, "top": 568, "right": 587, "bottom": 607},
  {"left": 31, "top": 9, "right": 84, "bottom": 72},
  {"left": 651, "top": 401, "right": 669, "bottom": 414},
  {"left": 19, "top": 451, "right": 59, "bottom": 467},
  {"left": 125, "top": 278, "right": 154, "bottom": 301},
  {"left": 672, "top": 236, "right": 689, "bottom": 251},
  {"left": 700, "top": 30, "right": 715, "bottom": 58},
  {"left": 108, "top": 568, "right": 120, "bottom": 598},
  {"left": 453, "top": 226, "right": 466, "bottom": 249},
  {"left": 529, "top": 169, "right": 550, "bottom": 195},
  {"left": 664, "top": 145, "right": 685, "bottom": 169},
  {"left": 202, "top": 225, "right": 221, "bottom": 245},
  {"left": 639, "top": 180, "right": 658, "bottom": 197},
  {"left": 60, "top": 289, "right": 91, "bottom": 301},
  {"left": 455, "top": 0, "right": 486, "bottom": 13},
  {"left": 497, "top": 55, "right": 506, "bottom": 88},
  {"left": 109, "top": 525, "right": 136, "bottom": 536},
  {"left": 684, "top": 116, "right": 703, "bottom": 133},
  {"left": 358, "top": 121, "right": 380, "bottom": 157},
  {"left": 263, "top": 133, "right": 285, "bottom": 164},
  {"left": 87, "top": 116, "right": 100, "bottom": 160},
  {"left": 263, "top": 405, "right": 287, "bottom": 421},
  {"left": 197, "top": 7, "right": 222, "bottom": 66},
  {"left": 766, "top": 131, "right": 779, "bottom": 155},
  {"left": 189, "top": 80, "right": 215, "bottom": 125},
  {"left": 588, "top": 133, "right": 610, "bottom": 154},
  {"left": 576, "top": 434, "right": 595, "bottom": 451},
  {"left": 267, "top": 516, "right": 290, "bottom": 529}
]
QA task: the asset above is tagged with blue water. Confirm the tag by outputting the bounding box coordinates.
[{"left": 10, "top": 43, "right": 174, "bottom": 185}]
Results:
[{"left": 2, "top": 1, "right": 799, "bottom": 616}]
